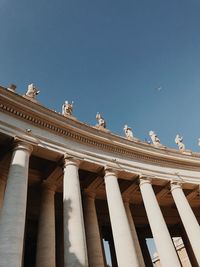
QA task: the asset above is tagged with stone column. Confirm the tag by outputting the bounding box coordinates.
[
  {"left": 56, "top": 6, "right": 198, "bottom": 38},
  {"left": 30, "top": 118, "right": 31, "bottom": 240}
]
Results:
[
  {"left": 124, "top": 201, "right": 145, "bottom": 267},
  {"left": 139, "top": 177, "right": 181, "bottom": 267},
  {"left": 171, "top": 181, "right": 200, "bottom": 265},
  {"left": 180, "top": 224, "right": 198, "bottom": 267},
  {"left": 84, "top": 192, "right": 105, "bottom": 267},
  {"left": 0, "top": 177, "right": 6, "bottom": 209},
  {"left": 36, "top": 186, "right": 56, "bottom": 267},
  {"left": 0, "top": 141, "right": 33, "bottom": 267},
  {"left": 63, "top": 156, "right": 88, "bottom": 267},
  {"left": 104, "top": 168, "right": 140, "bottom": 267}
]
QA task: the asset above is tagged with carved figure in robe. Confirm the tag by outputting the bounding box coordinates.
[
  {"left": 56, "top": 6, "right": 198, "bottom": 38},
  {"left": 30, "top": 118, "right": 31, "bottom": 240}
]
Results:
[
  {"left": 7, "top": 84, "right": 17, "bottom": 92},
  {"left": 124, "top": 125, "right": 134, "bottom": 140},
  {"left": 96, "top": 112, "right": 106, "bottom": 128},
  {"left": 175, "top": 134, "right": 185, "bottom": 151},
  {"left": 25, "top": 83, "right": 40, "bottom": 98},
  {"left": 149, "top": 131, "right": 161, "bottom": 145},
  {"left": 62, "top": 101, "right": 74, "bottom": 116}
]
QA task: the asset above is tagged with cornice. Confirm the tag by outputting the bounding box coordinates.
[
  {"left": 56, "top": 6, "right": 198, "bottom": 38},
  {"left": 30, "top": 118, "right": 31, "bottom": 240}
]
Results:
[{"left": 1, "top": 86, "right": 200, "bottom": 171}]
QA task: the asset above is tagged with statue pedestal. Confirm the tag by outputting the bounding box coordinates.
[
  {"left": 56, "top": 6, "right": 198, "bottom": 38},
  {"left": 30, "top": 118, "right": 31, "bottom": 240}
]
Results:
[
  {"left": 152, "top": 144, "right": 166, "bottom": 149},
  {"left": 94, "top": 125, "right": 110, "bottom": 133},
  {"left": 7, "top": 88, "right": 16, "bottom": 93},
  {"left": 23, "top": 95, "right": 38, "bottom": 103},
  {"left": 181, "top": 149, "right": 192, "bottom": 155},
  {"left": 63, "top": 114, "right": 77, "bottom": 121},
  {"left": 126, "top": 136, "right": 139, "bottom": 142}
]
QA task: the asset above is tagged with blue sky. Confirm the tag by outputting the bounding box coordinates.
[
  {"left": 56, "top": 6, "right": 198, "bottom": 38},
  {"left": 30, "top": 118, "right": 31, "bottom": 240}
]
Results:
[{"left": 1, "top": 0, "right": 200, "bottom": 151}]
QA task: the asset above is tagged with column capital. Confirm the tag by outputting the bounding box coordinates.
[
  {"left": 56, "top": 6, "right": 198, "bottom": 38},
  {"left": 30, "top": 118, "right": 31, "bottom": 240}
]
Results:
[
  {"left": 41, "top": 182, "right": 56, "bottom": 194},
  {"left": 123, "top": 199, "right": 130, "bottom": 206},
  {"left": 170, "top": 180, "right": 183, "bottom": 192},
  {"left": 139, "top": 175, "right": 152, "bottom": 187},
  {"left": 84, "top": 190, "right": 96, "bottom": 199},
  {"left": 13, "top": 140, "right": 33, "bottom": 154},
  {"left": 104, "top": 166, "right": 118, "bottom": 178},
  {"left": 63, "top": 153, "right": 81, "bottom": 167}
]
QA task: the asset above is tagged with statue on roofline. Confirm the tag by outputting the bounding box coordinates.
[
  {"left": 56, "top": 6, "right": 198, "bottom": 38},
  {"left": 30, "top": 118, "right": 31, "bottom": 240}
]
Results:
[
  {"left": 62, "top": 100, "right": 74, "bottom": 116},
  {"left": 149, "top": 130, "right": 161, "bottom": 146},
  {"left": 175, "top": 134, "right": 185, "bottom": 151},
  {"left": 7, "top": 84, "right": 17, "bottom": 93},
  {"left": 124, "top": 124, "right": 134, "bottom": 140},
  {"left": 198, "top": 138, "right": 200, "bottom": 147},
  {"left": 96, "top": 112, "right": 106, "bottom": 128},
  {"left": 25, "top": 83, "right": 40, "bottom": 98}
]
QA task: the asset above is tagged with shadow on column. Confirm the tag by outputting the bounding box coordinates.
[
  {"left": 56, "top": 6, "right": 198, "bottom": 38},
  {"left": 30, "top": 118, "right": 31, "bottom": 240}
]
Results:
[
  {"left": 23, "top": 219, "right": 38, "bottom": 267},
  {"left": 23, "top": 186, "right": 41, "bottom": 267},
  {"left": 55, "top": 192, "right": 64, "bottom": 267},
  {"left": 63, "top": 198, "right": 86, "bottom": 267},
  {"left": 180, "top": 223, "right": 199, "bottom": 267}
]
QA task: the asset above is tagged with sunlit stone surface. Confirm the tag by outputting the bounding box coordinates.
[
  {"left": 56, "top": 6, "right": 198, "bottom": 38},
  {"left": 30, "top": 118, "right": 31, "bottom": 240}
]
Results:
[{"left": 0, "top": 85, "right": 200, "bottom": 267}]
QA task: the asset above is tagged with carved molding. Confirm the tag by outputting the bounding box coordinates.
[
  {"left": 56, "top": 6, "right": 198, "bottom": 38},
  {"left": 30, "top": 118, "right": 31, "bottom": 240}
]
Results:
[
  {"left": 1, "top": 89, "right": 200, "bottom": 172},
  {"left": 63, "top": 153, "right": 84, "bottom": 168}
]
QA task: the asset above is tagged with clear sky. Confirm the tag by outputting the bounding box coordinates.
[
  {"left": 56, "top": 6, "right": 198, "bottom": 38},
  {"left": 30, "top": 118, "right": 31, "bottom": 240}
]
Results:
[
  {"left": 1, "top": 0, "right": 200, "bottom": 151},
  {"left": 1, "top": 0, "right": 199, "bottom": 263}
]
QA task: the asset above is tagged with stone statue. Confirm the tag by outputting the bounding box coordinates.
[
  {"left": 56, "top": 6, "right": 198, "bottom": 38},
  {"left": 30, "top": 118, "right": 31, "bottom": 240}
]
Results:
[
  {"left": 25, "top": 83, "right": 40, "bottom": 98},
  {"left": 96, "top": 112, "right": 106, "bottom": 128},
  {"left": 62, "top": 100, "right": 74, "bottom": 116},
  {"left": 124, "top": 125, "right": 134, "bottom": 140},
  {"left": 175, "top": 134, "right": 185, "bottom": 151},
  {"left": 198, "top": 138, "right": 200, "bottom": 147},
  {"left": 7, "top": 84, "right": 17, "bottom": 93},
  {"left": 149, "top": 130, "right": 161, "bottom": 146}
]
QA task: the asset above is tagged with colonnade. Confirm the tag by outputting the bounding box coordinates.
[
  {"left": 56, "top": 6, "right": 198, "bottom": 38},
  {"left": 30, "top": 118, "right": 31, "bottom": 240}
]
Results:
[{"left": 0, "top": 140, "right": 200, "bottom": 267}]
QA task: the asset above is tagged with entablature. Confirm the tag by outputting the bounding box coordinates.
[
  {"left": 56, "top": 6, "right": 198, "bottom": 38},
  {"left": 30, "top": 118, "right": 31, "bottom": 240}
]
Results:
[{"left": 1, "top": 85, "right": 200, "bottom": 186}]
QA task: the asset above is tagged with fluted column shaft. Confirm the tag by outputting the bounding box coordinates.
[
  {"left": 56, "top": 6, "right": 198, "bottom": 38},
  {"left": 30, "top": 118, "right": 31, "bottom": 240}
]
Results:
[
  {"left": 171, "top": 181, "right": 200, "bottom": 265},
  {"left": 84, "top": 193, "right": 105, "bottom": 267},
  {"left": 139, "top": 177, "right": 181, "bottom": 267},
  {"left": 0, "top": 141, "right": 33, "bottom": 267},
  {"left": 124, "top": 201, "right": 145, "bottom": 267},
  {"left": 104, "top": 169, "right": 140, "bottom": 267},
  {"left": 36, "top": 187, "right": 56, "bottom": 267},
  {"left": 63, "top": 158, "right": 88, "bottom": 267}
]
